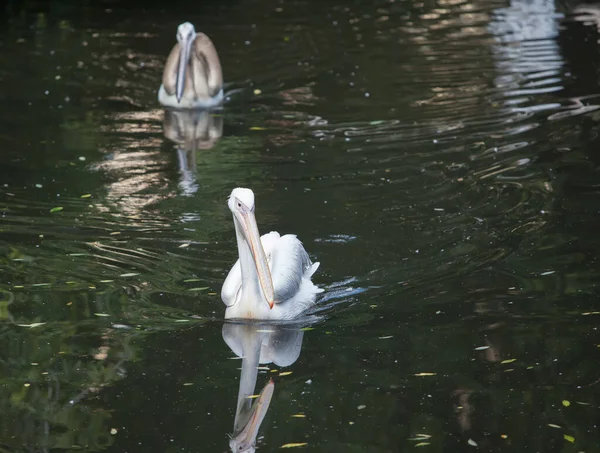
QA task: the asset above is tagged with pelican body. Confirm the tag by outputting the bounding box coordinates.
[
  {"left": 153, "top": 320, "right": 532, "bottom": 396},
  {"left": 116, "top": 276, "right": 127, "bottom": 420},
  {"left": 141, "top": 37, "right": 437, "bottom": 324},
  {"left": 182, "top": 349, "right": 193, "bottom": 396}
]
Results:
[
  {"left": 158, "top": 22, "right": 223, "bottom": 109},
  {"left": 221, "top": 188, "right": 323, "bottom": 320}
]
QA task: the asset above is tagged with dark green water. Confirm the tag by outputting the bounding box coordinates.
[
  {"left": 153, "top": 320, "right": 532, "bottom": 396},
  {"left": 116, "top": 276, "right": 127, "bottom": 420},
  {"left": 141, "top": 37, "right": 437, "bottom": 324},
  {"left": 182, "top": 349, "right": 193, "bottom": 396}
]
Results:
[{"left": 1, "top": 0, "right": 600, "bottom": 451}]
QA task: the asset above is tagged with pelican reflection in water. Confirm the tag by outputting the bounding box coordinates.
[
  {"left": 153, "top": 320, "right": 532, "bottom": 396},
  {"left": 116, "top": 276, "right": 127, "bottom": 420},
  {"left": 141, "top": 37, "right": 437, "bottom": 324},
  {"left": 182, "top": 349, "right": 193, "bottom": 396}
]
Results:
[
  {"left": 222, "top": 322, "right": 305, "bottom": 452},
  {"left": 163, "top": 109, "right": 223, "bottom": 196},
  {"left": 221, "top": 188, "right": 323, "bottom": 320},
  {"left": 158, "top": 22, "right": 223, "bottom": 109}
]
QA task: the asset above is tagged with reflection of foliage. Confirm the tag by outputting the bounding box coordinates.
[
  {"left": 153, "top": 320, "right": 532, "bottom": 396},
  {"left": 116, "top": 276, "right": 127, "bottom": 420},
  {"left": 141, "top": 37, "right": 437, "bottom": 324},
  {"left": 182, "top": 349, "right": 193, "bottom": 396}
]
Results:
[{"left": 0, "top": 322, "right": 140, "bottom": 451}]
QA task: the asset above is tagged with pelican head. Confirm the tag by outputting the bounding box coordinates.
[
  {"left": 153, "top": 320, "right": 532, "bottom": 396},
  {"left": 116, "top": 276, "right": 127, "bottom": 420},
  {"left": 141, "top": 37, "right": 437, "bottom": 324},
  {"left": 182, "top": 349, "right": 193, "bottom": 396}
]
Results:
[
  {"left": 175, "top": 22, "right": 197, "bottom": 103},
  {"left": 228, "top": 188, "right": 275, "bottom": 309}
]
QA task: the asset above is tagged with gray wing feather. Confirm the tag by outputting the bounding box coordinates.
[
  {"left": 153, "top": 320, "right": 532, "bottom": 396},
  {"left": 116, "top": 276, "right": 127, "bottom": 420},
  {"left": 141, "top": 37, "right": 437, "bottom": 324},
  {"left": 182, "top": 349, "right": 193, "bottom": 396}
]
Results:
[{"left": 270, "top": 234, "right": 313, "bottom": 304}]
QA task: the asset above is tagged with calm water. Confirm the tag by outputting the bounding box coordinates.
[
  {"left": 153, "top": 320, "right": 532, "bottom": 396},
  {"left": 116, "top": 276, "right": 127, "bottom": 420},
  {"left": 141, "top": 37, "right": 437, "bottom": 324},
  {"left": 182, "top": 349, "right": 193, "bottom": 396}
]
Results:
[{"left": 1, "top": 0, "right": 600, "bottom": 451}]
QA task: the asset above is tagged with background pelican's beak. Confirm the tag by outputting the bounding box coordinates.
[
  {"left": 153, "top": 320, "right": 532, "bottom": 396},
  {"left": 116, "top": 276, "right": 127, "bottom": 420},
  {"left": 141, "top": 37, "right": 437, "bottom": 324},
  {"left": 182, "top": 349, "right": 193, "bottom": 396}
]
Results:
[
  {"left": 176, "top": 35, "right": 194, "bottom": 102},
  {"left": 241, "top": 210, "right": 275, "bottom": 308}
]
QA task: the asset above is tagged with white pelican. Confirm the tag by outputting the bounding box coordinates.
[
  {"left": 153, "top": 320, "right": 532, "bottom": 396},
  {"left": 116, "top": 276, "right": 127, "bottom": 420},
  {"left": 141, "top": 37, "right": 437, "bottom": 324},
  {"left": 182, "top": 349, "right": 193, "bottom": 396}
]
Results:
[
  {"left": 158, "top": 22, "right": 223, "bottom": 109},
  {"left": 221, "top": 188, "right": 323, "bottom": 320}
]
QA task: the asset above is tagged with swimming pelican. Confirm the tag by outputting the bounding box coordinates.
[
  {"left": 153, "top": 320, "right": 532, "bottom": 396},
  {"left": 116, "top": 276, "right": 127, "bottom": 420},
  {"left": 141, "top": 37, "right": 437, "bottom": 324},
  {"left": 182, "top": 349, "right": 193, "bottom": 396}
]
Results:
[
  {"left": 158, "top": 22, "right": 223, "bottom": 109},
  {"left": 221, "top": 188, "right": 323, "bottom": 320}
]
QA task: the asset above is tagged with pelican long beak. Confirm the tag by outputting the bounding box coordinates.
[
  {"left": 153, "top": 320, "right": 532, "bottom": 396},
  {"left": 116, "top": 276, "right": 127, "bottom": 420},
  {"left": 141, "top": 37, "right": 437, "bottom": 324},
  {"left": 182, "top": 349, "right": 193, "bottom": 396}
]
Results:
[
  {"left": 176, "top": 35, "right": 194, "bottom": 103},
  {"left": 240, "top": 210, "right": 275, "bottom": 309}
]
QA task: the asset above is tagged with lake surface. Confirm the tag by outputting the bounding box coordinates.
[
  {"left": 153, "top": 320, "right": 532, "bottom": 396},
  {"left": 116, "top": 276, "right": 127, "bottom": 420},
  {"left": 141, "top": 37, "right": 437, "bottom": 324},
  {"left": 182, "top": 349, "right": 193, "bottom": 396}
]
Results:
[{"left": 1, "top": 0, "right": 600, "bottom": 451}]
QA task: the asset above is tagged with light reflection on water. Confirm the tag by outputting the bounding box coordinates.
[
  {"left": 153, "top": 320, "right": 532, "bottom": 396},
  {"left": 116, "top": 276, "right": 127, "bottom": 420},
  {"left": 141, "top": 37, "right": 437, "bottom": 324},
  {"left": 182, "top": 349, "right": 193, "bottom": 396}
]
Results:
[{"left": 1, "top": 0, "right": 600, "bottom": 451}]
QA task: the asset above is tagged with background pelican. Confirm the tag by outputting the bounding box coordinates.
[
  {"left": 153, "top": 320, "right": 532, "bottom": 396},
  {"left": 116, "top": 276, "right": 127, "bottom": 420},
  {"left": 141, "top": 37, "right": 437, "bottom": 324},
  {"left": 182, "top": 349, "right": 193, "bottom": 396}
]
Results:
[
  {"left": 158, "top": 22, "right": 223, "bottom": 109},
  {"left": 221, "top": 188, "right": 323, "bottom": 320}
]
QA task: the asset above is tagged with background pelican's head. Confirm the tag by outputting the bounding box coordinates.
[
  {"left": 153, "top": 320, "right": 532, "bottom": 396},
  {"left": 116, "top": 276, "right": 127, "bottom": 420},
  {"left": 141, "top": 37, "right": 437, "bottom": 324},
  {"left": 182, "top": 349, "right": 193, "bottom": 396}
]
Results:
[{"left": 174, "top": 22, "right": 198, "bottom": 102}]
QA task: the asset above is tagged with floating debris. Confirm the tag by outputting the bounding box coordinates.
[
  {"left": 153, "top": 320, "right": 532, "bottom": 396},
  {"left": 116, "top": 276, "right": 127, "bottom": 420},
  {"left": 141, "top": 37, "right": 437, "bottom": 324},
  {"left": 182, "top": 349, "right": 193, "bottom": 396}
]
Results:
[
  {"left": 500, "top": 359, "right": 516, "bottom": 364},
  {"left": 183, "top": 383, "right": 194, "bottom": 386},
  {"left": 291, "top": 414, "right": 306, "bottom": 418},
  {"left": 80, "top": 194, "right": 92, "bottom": 198},
  {"left": 109, "top": 232, "right": 121, "bottom": 235},
  {"left": 280, "top": 443, "right": 307, "bottom": 449},
  {"left": 562, "top": 400, "right": 570, "bottom": 407},
  {"left": 414, "top": 373, "right": 436, "bottom": 377},
  {"left": 250, "top": 126, "right": 267, "bottom": 130},
  {"left": 378, "top": 335, "right": 393, "bottom": 340},
  {"left": 540, "top": 271, "right": 555, "bottom": 276},
  {"left": 548, "top": 424, "right": 561, "bottom": 429},
  {"left": 415, "top": 442, "right": 431, "bottom": 447},
  {"left": 99, "top": 280, "right": 114, "bottom": 283},
  {"left": 500, "top": 434, "right": 508, "bottom": 439},
  {"left": 94, "top": 313, "right": 110, "bottom": 317},
  {"left": 357, "top": 405, "right": 366, "bottom": 410},
  {"left": 279, "top": 371, "right": 293, "bottom": 377},
  {"left": 17, "top": 323, "right": 46, "bottom": 328},
  {"left": 188, "top": 287, "right": 209, "bottom": 292},
  {"left": 174, "top": 319, "right": 190, "bottom": 323},
  {"left": 563, "top": 434, "right": 575, "bottom": 443},
  {"left": 179, "top": 243, "right": 190, "bottom": 248},
  {"left": 24, "top": 383, "right": 31, "bottom": 387},
  {"left": 246, "top": 395, "right": 260, "bottom": 399},
  {"left": 49, "top": 207, "right": 63, "bottom": 213},
  {"left": 183, "top": 278, "right": 202, "bottom": 282},
  {"left": 253, "top": 89, "right": 262, "bottom": 95},
  {"left": 119, "top": 273, "right": 139, "bottom": 277},
  {"left": 110, "top": 428, "right": 118, "bottom": 435},
  {"left": 474, "top": 346, "right": 490, "bottom": 351},
  {"left": 300, "top": 327, "right": 314, "bottom": 331},
  {"left": 467, "top": 438, "right": 477, "bottom": 447}
]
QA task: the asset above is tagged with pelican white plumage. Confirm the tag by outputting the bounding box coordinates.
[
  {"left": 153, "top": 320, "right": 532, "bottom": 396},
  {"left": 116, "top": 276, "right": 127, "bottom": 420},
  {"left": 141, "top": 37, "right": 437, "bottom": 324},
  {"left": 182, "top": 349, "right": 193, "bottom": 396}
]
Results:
[
  {"left": 221, "top": 188, "right": 323, "bottom": 320},
  {"left": 158, "top": 22, "right": 223, "bottom": 109}
]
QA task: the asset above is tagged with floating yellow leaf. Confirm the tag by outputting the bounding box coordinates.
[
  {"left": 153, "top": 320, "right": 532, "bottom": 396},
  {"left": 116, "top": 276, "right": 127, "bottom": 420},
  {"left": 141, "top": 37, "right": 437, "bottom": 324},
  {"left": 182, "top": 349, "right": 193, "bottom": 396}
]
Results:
[
  {"left": 250, "top": 126, "right": 267, "bottom": 130},
  {"left": 280, "top": 443, "right": 307, "bottom": 449},
  {"left": 246, "top": 394, "right": 260, "bottom": 399},
  {"left": 80, "top": 194, "right": 92, "bottom": 198},
  {"left": 188, "top": 287, "right": 209, "bottom": 292},
  {"left": 300, "top": 327, "right": 314, "bottom": 331},
  {"left": 563, "top": 434, "right": 575, "bottom": 443},
  {"left": 501, "top": 434, "right": 508, "bottom": 439},
  {"left": 94, "top": 313, "right": 109, "bottom": 317},
  {"left": 501, "top": 359, "right": 516, "bottom": 364},
  {"left": 414, "top": 373, "right": 436, "bottom": 377},
  {"left": 49, "top": 207, "right": 63, "bottom": 213},
  {"left": 24, "top": 383, "right": 31, "bottom": 387},
  {"left": 279, "top": 371, "right": 293, "bottom": 377},
  {"left": 291, "top": 414, "right": 306, "bottom": 418},
  {"left": 562, "top": 400, "right": 570, "bottom": 407},
  {"left": 109, "top": 231, "right": 121, "bottom": 235},
  {"left": 208, "top": 292, "right": 217, "bottom": 296},
  {"left": 253, "top": 89, "right": 262, "bottom": 95}
]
